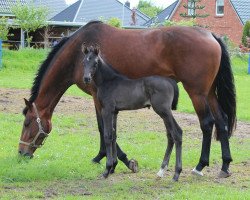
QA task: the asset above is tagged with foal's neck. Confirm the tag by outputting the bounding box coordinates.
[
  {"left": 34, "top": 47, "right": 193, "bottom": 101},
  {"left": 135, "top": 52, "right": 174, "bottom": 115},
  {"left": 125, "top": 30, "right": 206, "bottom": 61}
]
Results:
[{"left": 94, "top": 57, "right": 123, "bottom": 86}]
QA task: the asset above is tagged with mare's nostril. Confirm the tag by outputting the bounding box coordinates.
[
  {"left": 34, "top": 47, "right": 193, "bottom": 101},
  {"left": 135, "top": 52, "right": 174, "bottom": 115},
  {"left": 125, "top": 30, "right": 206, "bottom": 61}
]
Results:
[{"left": 18, "top": 150, "right": 22, "bottom": 154}]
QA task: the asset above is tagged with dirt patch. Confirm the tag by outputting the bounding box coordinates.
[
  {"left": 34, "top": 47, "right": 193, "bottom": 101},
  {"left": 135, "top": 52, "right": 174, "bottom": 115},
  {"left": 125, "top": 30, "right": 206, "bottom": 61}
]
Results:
[{"left": 1, "top": 88, "right": 249, "bottom": 140}]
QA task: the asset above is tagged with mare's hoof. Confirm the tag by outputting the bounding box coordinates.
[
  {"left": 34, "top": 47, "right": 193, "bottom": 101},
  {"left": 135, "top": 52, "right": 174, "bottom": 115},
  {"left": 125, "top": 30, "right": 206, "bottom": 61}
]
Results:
[
  {"left": 191, "top": 168, "right": 204, "bottom": 176},
  {"left": 129, "top": 159, "right": 138, "bottom": 173},
  {"left": 172, "top": 176, "right": 179, "bottom": 182},
  {"left": 218, "top": 170, "right": 231, "bottom": 178}
]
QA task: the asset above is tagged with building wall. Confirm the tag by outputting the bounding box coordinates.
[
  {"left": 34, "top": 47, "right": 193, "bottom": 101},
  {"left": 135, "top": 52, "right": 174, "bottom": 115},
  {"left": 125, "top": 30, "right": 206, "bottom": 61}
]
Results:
[{"left": 171, "top": 0, "right": 243, "bottom": 44}]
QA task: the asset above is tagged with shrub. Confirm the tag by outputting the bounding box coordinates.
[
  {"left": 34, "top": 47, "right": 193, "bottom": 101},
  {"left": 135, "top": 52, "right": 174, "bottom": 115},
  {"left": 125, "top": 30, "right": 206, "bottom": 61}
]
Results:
[{"left": 242, "top": 21, "right": 250, "bottom": 47}]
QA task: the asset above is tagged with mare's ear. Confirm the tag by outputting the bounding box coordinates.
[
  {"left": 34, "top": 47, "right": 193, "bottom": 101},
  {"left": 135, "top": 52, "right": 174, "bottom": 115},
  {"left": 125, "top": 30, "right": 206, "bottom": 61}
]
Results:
[
  {"left": 24, "top": 98, "right": 32, "bottom": 110},
  {"left": 81, "top": 44, "right": 88, "bottom": 54}
]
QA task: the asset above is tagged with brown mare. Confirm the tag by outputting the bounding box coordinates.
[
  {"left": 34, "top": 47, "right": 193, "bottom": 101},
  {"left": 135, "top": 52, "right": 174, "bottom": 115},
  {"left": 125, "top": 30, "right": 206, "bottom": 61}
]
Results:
[{"left": 19, "top": 21, "right": 236, "bottom": 178}]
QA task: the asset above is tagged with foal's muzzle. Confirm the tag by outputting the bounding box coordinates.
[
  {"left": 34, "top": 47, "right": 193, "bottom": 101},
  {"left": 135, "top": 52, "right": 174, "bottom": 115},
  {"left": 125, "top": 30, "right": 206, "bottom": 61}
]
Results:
[{"left": 84, "top": 77, "right": 91, "bottom": 84}]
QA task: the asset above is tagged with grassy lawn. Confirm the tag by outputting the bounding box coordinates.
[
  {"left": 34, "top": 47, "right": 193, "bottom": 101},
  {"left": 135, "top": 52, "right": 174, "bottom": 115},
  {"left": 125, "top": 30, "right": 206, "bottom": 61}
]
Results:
[{"left": 0, "top": 49, "right": 249, "bottom": 199}]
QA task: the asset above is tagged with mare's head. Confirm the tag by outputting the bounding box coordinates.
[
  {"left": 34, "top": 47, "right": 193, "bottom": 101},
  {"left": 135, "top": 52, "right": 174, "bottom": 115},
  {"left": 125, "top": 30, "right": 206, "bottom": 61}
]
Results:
[
  {"left": 18, "top": 99, "right": 51, "bottom": 158},
  {"left": 82, "top": 45, "right": 100, "bottom": 84}
]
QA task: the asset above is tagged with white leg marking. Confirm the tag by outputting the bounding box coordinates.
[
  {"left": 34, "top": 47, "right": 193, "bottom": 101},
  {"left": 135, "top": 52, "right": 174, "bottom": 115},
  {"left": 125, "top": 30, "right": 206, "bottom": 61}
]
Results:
[
  {"left": 157, "top": 167, "right": 167, "bottom": 178},
  {"left": 191, "top": 168, "right": 204, "bottom": 176}
]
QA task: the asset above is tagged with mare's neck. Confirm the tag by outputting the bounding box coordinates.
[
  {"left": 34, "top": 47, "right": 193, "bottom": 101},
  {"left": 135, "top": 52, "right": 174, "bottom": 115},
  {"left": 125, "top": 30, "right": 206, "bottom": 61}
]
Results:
[
  {"left": 94, "top": 57, "right": 122, "bottom": 86},
  {"left": 34, "top": 45, "right": 77, "bottom": 119}
]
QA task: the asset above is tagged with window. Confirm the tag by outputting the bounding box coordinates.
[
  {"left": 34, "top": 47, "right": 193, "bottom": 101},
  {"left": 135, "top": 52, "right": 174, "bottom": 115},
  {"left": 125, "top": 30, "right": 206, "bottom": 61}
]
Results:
[
  {"left": 216, "top": 0, "right": 224, "bottom": 16},
  {"left": 188, "top": 1, "right": 195, "bottom": 16}
]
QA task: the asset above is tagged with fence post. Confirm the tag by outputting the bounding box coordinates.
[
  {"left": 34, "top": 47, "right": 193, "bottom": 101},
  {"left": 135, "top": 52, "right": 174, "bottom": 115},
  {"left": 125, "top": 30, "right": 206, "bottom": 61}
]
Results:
[
  {"left": 0, "top": 39, "right": 2, "bottom": 70},
  {"left": 248, "top": 52, "right": 250, "bottom": 74}
]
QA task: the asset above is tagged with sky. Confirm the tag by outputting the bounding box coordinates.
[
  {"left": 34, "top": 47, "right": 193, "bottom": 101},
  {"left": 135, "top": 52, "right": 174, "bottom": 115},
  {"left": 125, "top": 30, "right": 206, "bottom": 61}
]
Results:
[{"left": 65, "top": 0, "right": 176, "bottom": 9}]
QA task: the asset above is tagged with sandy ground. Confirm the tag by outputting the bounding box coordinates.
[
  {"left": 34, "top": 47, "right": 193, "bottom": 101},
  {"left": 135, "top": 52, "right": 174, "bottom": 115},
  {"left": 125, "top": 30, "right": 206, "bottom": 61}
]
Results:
[{"left": 1, "top": 87, "right": 249, "bottom": 139}]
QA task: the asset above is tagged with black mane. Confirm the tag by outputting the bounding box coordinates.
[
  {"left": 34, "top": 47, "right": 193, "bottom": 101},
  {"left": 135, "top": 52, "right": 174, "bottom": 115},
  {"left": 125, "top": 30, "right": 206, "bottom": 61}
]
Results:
[
  {"left": 29, "top": 37, "right": 69, "bottom": 104},
  {"left": 28, "top": 21, "right": 103, "bottom": 105},
  {"left": 23, "top": 21, "right": 103, "bottom": 115}
]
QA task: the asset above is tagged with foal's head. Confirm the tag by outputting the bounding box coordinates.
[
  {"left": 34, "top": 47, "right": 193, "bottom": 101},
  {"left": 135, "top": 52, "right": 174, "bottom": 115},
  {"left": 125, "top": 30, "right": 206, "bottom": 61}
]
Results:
[{"left": 82, "top": 46, "right": 100, "bottom": 84}]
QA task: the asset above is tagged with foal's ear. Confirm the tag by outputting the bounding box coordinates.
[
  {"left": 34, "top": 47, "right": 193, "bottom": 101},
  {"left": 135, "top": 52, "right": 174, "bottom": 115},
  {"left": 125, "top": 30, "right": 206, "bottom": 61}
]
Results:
[
  {"left": 24, "top": 98, "right": 32, "bottom": 110},
  {"left": 94, "top": 47, "right": 100, "bottom": 55},
  {"left": 81, "top": 45, "right": 88, "bottom": 54}
]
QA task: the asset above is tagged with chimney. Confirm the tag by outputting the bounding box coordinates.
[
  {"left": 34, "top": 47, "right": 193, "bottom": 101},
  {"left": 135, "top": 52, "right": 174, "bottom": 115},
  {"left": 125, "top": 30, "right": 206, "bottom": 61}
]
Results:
[{"left": 125, "top": 1, "right": 130, "bottom": 8}]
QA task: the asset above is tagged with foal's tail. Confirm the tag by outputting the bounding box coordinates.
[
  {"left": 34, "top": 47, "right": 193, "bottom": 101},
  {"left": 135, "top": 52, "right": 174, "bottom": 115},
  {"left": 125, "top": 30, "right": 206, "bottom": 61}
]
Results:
[
  {"left": 171, "top": 79, "right": 179, "bottom": 110},
  {"left": 212, "top": 34, "right": 236, "bottom": 139}
]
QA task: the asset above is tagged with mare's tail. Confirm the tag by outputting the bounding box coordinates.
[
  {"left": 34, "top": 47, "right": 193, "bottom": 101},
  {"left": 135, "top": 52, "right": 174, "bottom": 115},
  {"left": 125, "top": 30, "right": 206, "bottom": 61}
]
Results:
[
  {"left": 212, "top": 34, "right": 236, "bottom": 139},
  {"left": 171, "top": 80, "right": 179, "bottom": 110}
]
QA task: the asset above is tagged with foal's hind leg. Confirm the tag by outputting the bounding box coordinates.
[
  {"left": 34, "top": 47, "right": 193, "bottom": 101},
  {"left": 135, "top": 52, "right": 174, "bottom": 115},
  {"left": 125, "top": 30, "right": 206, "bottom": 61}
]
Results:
[
  {"left": 157, "top": 132, "right": 174, "bottom": 178},
  {"left": 153, "top": 103, "right": 182, "bottom": 181},
  {"left": 209, "top": 93, "right": 232, "bottom": 178},
  {"left": 189, "top": 94, "right": 214, "bottom": 176}
]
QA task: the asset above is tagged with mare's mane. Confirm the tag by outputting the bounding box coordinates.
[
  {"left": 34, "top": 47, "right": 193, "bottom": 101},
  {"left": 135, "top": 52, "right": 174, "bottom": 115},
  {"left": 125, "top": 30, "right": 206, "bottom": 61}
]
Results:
[{"left": 23, "top": 21, "right": 103, "bottom": 115}]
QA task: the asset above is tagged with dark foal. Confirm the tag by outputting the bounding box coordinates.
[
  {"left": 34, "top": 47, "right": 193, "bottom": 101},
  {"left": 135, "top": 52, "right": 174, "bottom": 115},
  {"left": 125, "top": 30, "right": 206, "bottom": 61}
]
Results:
[{"left": 82, "top": 46, "right": 183, "bottom": 181}]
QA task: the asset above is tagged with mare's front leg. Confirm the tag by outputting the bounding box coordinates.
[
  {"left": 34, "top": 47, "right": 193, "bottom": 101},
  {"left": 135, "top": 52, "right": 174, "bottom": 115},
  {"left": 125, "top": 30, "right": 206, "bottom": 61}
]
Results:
[
  {"left": 102, "top": 109, "right": 115, "bottom": 178},
  {"left": 92, "top": 108, "right": 106, "bottom": 163},
  {"left": 110, "top": 113, "right": 118, "bottom": 174},
  {"left": 93, "top": 107, "right": 138, "bottom": 173}
]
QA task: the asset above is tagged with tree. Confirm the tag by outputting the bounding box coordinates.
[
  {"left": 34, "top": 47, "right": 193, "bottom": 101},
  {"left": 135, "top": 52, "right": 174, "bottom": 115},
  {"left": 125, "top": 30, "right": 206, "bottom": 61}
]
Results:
[
  {"left": 180, "top": 0, "right": 209, "bottom": 19},
  {"left": 0, "top": 17, "right": 11, "bottom": 41},
  {"left": 11, "top": 1, "right": 49, "bottom": 47},
  {"left": 137, "top": 0, "right": 162, "bottom": 18},
  {"left": 107, "top": 17, "right": 121, "bottom": 28},
  {"left": 242, "top": 21, "right": 250, "bottom": 47}
]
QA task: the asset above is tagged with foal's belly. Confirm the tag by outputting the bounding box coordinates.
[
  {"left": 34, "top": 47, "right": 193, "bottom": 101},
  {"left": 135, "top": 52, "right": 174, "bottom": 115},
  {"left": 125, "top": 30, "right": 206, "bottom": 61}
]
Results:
[{"left": 114, "top": 82, "right": 150, "bottom": 111}]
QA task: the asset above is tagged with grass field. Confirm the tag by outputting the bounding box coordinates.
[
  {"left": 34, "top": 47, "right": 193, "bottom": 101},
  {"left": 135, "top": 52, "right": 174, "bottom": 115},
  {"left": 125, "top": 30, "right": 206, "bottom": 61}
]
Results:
[{"left": 0, "top": 49, "right": 249, "bottom": 199}]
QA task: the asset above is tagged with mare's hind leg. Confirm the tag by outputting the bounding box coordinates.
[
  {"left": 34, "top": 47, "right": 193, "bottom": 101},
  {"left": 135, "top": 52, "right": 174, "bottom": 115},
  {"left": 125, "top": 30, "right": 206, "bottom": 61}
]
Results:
[
  {"left": 188, "top": 94, "right": 214, "bottom": 176},
  {"left": 209, "top": 93, "right": 232, "bottom": 177}
]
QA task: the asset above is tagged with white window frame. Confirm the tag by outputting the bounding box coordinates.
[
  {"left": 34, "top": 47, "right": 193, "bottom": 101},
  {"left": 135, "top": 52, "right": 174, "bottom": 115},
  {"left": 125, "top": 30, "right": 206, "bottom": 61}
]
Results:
[
  {"left": 188, "top": 1, "right": 195, "bottom": 16},
  {"left": 216, "top": 0, "right": 224, "bottom": 16}
]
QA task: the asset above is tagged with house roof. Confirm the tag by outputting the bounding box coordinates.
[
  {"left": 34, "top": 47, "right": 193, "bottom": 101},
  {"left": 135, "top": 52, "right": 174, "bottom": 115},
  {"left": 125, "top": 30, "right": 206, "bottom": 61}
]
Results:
[
  {"left": 230, "top": 0, "right": 250, "bottom": 24},
  {"left": 144, "top": 0, "right": 178, "bottom": 26},
  {"left": 51, "top": 0, "right": 150, "bottom": 26},
  {"left": 0, "top": 0, "right": 68, "bottom": 19},
  {"left": 32, "top": 0, "right": 68, "bottom": 20},
  {"left": 0, "top": 0, "right": 26, "bottom": 16},
  {"left": 145, "top": 0, "right": 250, "bottom": 27}
]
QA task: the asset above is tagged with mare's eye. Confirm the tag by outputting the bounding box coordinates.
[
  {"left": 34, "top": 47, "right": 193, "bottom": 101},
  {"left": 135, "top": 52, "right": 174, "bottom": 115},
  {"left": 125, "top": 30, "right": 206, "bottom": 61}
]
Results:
[{"left": 24, "top": 119, "right": 30, "bottom": 127}]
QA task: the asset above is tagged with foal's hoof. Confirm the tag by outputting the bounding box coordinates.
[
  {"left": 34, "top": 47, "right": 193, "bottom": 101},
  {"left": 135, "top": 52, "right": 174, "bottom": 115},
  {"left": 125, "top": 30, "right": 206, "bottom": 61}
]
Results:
[
  {"left": 129, "top": 159, "right": 138, "bottom": 173},
  {"left": 102, "top": 172, "right": 109, "bottom": 179},
  {"left": 92, "top": 158, "right": 100, "bottom": 164},
  {"left": 172, "top": 176, "right": 179, "bottom": 182},
  {"left": 191, "top": 168, "right": 204, "bottom": 176},
  {"left": 218, "top": 170, "right": 231, "bottom": 178}
]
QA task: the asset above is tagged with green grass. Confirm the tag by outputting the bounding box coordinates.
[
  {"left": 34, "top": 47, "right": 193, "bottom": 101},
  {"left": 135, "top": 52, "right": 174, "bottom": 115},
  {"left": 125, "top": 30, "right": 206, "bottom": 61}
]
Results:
[{"left": 0, "top": 111, "right": 249, "bottom": 199}]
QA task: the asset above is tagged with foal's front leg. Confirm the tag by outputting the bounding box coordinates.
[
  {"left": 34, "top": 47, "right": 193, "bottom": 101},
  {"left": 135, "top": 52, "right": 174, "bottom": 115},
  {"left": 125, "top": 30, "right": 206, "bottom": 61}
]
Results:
[{"left": 102, "top": 109, "right": 115, "bottom": 178}]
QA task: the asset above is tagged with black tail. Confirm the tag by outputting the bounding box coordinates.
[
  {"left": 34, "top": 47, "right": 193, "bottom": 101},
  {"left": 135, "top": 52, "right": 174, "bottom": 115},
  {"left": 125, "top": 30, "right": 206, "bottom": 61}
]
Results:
[
  {"left": 213, "top": 34, "right": 236, "bottom": 139},
  {"left": 170, "top": 79, "right": 179, "bottom": 110}
]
